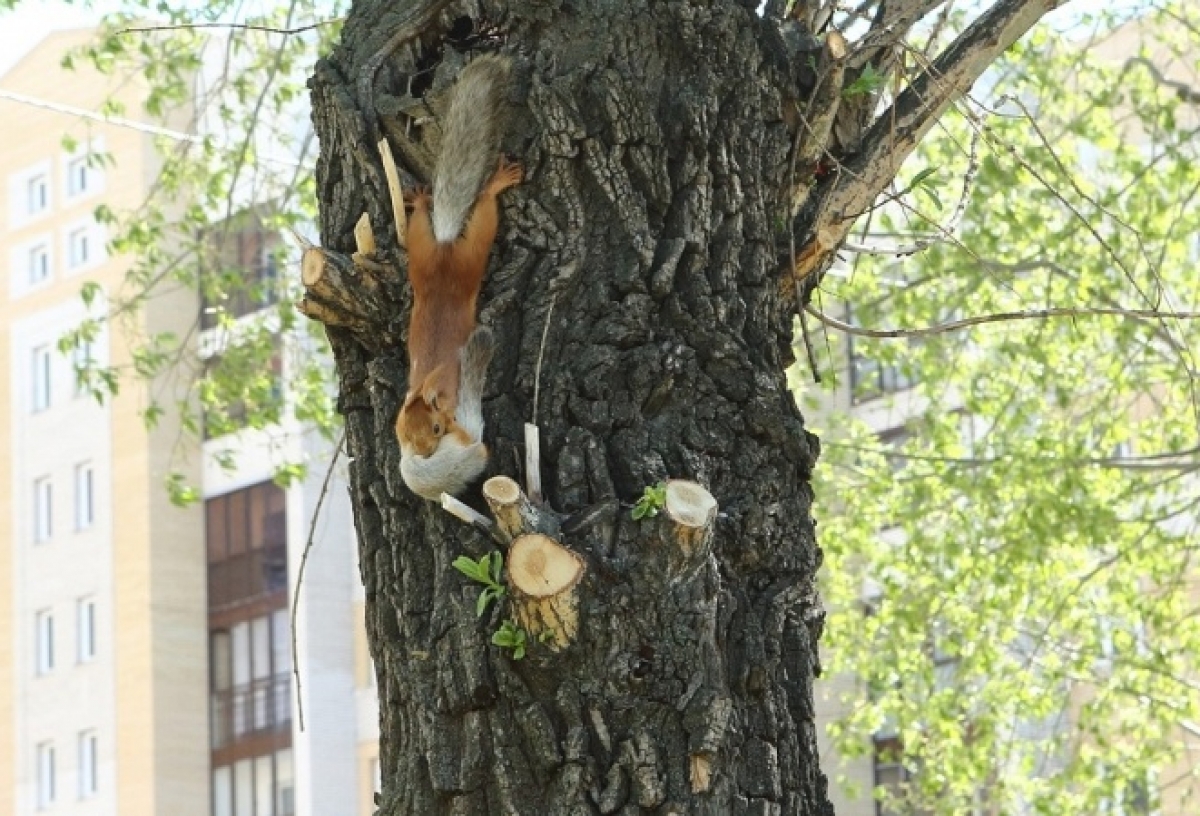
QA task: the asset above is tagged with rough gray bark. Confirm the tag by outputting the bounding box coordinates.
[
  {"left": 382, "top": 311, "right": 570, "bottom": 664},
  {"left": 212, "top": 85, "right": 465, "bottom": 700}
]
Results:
[{"left": 305, "top": 1, "right": 1062, "bottom": 813}]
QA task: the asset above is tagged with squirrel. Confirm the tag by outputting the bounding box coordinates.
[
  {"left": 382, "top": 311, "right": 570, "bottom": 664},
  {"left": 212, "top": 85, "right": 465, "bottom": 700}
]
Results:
[
  {"left": 395, "top": 54, "right": 520, "bottom": 497},
  {"left": 400, "top": 325, "right": 494, "bottom": 499}
]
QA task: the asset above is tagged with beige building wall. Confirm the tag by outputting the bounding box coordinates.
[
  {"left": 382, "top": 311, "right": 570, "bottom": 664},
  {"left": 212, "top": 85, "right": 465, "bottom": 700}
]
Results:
[
  {"left": 1, "top": 28, "right": 207, "bottom": 816},
  {"left": 353, "top": 600, "right": 380, "bottom": 816}
]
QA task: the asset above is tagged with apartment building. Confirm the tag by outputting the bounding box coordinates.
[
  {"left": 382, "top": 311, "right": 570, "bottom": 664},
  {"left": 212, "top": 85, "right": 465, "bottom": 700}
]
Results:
[{"left": 0, "top": 28, "right": 379, "bottom": 816}]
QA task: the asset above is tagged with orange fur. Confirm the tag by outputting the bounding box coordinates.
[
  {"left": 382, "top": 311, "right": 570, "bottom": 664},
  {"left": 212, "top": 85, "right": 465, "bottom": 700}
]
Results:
[{"left": 395, "top": 159, "right": 522, "bottom": 456}]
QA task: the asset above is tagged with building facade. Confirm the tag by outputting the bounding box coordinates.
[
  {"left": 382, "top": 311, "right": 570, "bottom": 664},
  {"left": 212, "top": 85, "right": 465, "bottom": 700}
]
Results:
[{"left": 0, "top": 28, "right": 378, "bottom": 816}]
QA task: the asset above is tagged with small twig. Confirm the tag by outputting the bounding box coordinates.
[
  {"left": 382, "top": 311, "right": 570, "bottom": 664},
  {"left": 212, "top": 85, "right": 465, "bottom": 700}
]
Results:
[
  {"left": 378, "top": 138, "right": 408, "bottom": 248},
  {"left": 118, "top": 19, "right": 341, "bottom": 37},
  {"left": 1123, "top": 56, "right": 1200, "bottom": 105},
  {"left": 797, "top": 307, "right": 822, "bottom": 384},
  {"left": 287, "top": 227, "right": 315, "bottom": 252},
  {"left": 531, "top": 294, "right": 557, "bottom": 425},
  {"left": 291, "top": 429, "right": 345, "bottom": 732},
  {"left": 826, "top": 440, "right": 1200, "bottom": 472},
  {"left": 806, "top": 303, "right": 1200, "bottom": 340},
  {"left": 440, "top": 493, "right": 494, "bottom": 532},
  {"left": 524, "top": 423, "right": 543, "bottom": 505},
  {"left": 841, "top": 116, "right": 982, "bottom": 256}
]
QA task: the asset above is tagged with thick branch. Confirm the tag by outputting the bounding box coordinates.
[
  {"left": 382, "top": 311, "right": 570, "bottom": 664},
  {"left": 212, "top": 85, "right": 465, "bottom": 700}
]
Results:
[
  {"left": 297, "top": 246, "right": 396, "bottom": 345},
  {"left": 837, "top": 0, "right": 1060, "bottom": 219},
  {"left": 851, "top": 0, "right": 948, "bottom": 68},
  {"left": 507, "top": 533, "right": 584, "bottom": 651},
  {"left": 794, "top": 0, "right": 1063, "bottom": 283},
  {"left": 483, "top": 476, "right": 561, "bottom": 542}
]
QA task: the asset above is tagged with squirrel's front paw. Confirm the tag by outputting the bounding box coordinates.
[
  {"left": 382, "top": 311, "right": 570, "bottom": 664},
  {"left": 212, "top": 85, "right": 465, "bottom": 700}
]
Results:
[
  {"left": 488, "top": 158, "right": 523, "bottom": 193},
  {"left": 405, "top": 186, "right": 433, "bottom": 208}
]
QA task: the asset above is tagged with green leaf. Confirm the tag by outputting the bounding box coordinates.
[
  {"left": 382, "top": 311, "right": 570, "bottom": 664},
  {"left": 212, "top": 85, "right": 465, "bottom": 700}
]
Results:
[
  {"left": 842, "top": 64, "right": 885, "bottom": 99},
  {"left": 632, "top": 481, "right": 668, "bottom": 520},
  {"left": 80, "top": 281, "right": 102, "bottom": 307},
  {"left": 453, "top": 555, "right": 488, "bottom": 584},
  {"left": 490, "top": 551, "right": 504, "bottom": 585}
]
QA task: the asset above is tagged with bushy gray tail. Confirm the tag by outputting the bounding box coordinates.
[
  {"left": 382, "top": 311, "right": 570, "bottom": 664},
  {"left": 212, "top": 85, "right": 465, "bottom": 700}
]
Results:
[
  {"left": 432, "top": 55, "right": 511, "bottom": 242},
  {"left": 455, "top": 325, "right": 494, "bottom": 441}
]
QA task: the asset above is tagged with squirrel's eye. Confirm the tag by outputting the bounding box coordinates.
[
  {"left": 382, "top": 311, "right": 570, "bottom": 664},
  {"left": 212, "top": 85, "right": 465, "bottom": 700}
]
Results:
[{"left": 432, "top": 423, "right": 442, "bottom": 435}]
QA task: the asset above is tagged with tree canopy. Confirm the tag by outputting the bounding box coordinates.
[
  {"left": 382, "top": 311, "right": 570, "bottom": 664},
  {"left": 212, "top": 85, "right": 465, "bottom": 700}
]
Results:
[{"left": 806, "top": 6, "right": 1200, "bottom": 813}]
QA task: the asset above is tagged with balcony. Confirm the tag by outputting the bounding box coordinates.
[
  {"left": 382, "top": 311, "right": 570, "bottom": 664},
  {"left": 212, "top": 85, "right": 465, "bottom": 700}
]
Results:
[{"left": 211, "top": 674, "right": 292, "bottom": 750}]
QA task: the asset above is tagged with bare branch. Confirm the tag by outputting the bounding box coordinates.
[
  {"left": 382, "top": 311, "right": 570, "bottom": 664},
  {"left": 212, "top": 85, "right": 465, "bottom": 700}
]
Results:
[
  {"left": 1123, "top": 56, "right": 1200, "bottom": 105},
  {"left": 793, "top": 0, "right": 1063, "bottom": 282},
  {"left": 118, "top": 20, "right": 340, "bottom": 36},
  {"left": 851, "top": 0, "right": 948, "bottom": 69},
  {"left": 826, "top": 440, "right": 1200, "bottom": 473},
  {"left": 806, "top": 302, "right": 1200, "bottom": 339},
  {"left": 841, "top": 112, "right": 982, "bottom": 256}
]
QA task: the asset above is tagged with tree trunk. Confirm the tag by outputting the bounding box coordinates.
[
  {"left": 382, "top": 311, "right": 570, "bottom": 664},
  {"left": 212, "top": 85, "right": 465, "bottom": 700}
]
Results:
[{"left": 304, "top": 0, "right": 1058, "bottom": 812}]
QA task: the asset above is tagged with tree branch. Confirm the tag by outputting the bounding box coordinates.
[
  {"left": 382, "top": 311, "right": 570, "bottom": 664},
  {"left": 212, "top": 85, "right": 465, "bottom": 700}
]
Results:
[
  {"left": 1123, "top": 56, "right": 1200, "bottom": 105},
  {"left": 851, "top": 0, "right": 947, "bottom": 69},
  {"left": 806, "top": 302, "right": 1200, "bottom": 339},
  {"left": 792, "top": 0, "right": 1063, "bottom": 283},
  {"left": 118, "top": 20, "right": 340, "bottom": 36}
]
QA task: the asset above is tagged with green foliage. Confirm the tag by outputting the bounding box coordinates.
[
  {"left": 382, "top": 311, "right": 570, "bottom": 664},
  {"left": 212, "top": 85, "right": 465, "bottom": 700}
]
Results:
[
  {"left": 53, "top": 0, "right": 346, "bottom": 503},
  {"left": 842, "top": 64, "right": 885, "bottom": 99},
  {"left": 453, "top": 552, "right": 508, "bottom": 618},
  {"left": 631, "top": 482, "right": 668, "bottom": 520},
  {"left": 807, "top": 4, "right": 1200, "bottom": 813},
  {"left": 491, "top": 620, "right": 527, "bottom": 660}
]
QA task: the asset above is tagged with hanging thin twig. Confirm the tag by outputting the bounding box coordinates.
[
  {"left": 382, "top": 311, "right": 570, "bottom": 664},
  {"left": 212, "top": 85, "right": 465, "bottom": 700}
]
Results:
[{"left": 291, "top": 429, "right": 346, "bottom": 732}]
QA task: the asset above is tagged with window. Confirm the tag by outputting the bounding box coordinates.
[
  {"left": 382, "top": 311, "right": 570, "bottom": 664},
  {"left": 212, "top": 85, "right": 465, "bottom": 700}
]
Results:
[
  {"left": 32, "top": 345, "right": 51, "bottom": 412},
  {"left": 254, "top": 755, "right": 273, "bottom": 816},
  {"left": 213, "top": 765, "right": 233, "bottom": 816},
  {"left": 77, "top": 598, "right": 96, "bottom": 662},
  {"left": 34, "top": 478, "right": 52, "bottom": 543},
  {"left": 27, "top": 174, "right": 48, "bottom": 215},
  {"left": 68, "top": 227, "right": 90, "bottom": 268},
  {"left": 873, "top": 736, "right": 910, "bottom": 816},
  {"left": 75, "top": 463, "right": 94, "bottom": 530},
  {"left": 78, "top": 731, "right": 98, "bottom": 797},
  {"left": 36, "top": 610, "right": 54, "bottom": 675},
  {"left": 213, "top": 752, "right": 293, "bottom": 816},
  {"left": 200, "top": 226, "right": 282, "bottom": 329},
  {"left": 67, "top": 157, "right": 90, "bottom": 196},
  {"left": 206, "top": 481, "right": 288, "bottom": 607},
  {"left": 28, "top": 244, "right": 49, "bottom": 285},
  {"left": 37, "top": 742, "right": 55, "bottom": 808},
  {"left": 210, "top": 612, "right": 293, "bottom": 750},
  {"left": 235, "top": 759, "right": 253, "bottom": 816},
  {"left": 276, "top": 749, "right": 294, "bottom": 816}
]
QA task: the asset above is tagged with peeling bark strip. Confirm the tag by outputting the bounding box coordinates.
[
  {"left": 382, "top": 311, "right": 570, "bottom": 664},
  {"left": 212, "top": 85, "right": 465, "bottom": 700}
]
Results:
[{"left": 305, "top": 0, "right": 1062, "bottom": 813}]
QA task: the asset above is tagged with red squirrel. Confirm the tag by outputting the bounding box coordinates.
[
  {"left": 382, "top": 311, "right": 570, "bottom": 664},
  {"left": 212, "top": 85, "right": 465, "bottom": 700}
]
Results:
[
  {"left": 394, "top": 55, "right": 519, "bottom": 496},
  {"left": 400, "top": 325, "right": 494, "bottom": 499},
  {"left": 396, "top": 158, "right": 520, "bottom": 455}
]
